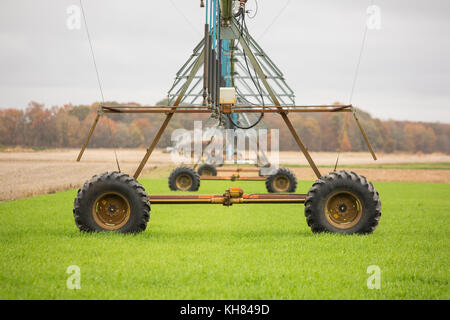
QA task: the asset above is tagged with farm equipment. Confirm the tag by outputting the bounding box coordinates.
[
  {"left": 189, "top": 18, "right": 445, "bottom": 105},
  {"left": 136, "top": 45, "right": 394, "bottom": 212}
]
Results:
[
  {"left": 74, "top": 0, "right": 381, "bottom": 235},
  {"left": 169, "top": 164, "right": 298, "bottom": 193},
  {"left": 169, "top": 144, "right": 297, "bottom": 193}
]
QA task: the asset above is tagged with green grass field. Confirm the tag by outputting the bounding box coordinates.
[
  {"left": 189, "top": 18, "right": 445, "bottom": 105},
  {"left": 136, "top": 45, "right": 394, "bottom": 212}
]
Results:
[{"left": 0, "top": 178, "right": 449, "bottom": 299}]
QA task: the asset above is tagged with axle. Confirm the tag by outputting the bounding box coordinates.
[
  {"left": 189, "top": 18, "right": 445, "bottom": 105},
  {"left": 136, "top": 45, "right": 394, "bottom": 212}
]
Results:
[
  {"left": 200, "top": 175, "right": 266, "bottom": 181},
  {"left": 216, "top": 167, "right": 260, "bottom": 172},
  {"left": 149, "top": 187, "right": 306, "bottom": 206}
]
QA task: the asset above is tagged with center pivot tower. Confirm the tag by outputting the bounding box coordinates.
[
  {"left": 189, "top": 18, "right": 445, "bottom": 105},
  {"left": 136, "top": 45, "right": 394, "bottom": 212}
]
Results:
[
  {"left": 167, "top": 0, "right": 297, "bottom": 182},
  {"left": 74, "top": 0, "right": 381, "bottom": 235},
  {"left": 168, "top": 1, "right": 295, "bottom": 114}
]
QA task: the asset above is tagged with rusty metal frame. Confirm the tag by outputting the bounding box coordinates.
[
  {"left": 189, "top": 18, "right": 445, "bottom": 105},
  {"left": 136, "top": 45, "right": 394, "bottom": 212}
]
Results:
[
  {"left": 76, "top": 14, "right": 376, "bottom": 184},
  {"left": 201, "top": 175, "right": 266, "bottom": 181},
  {"left": 149, "top": 189, "right": 306, "bottom": 205},
  {"left": 75, "top": 7, "right": 379, "bottom": 206},
  {"left": 207, "top": 167, "right": 265, "bottom": 181},
  {"left": 217, "top": 167, "right": 260, "bottom": 173},
  {"left": 77, "top": 103, "right": 376, "bottom": 181},
  {"left": 199, "top": 167, "right": 274, "bottom": 182}
]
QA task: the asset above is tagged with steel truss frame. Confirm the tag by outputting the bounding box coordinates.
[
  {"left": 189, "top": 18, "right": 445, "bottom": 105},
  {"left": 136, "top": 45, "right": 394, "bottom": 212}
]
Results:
[{"left": 76, "top": 15, "right": 377, "bottom": 204}]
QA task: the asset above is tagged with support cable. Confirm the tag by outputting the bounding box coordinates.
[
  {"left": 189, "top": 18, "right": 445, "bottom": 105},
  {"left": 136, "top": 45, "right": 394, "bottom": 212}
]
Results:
[
  {"left": 349, "top": 0, "right": 374, "bottom": 104},
  {"left": 168, "top": 0, "right": 201, "bottom": 36},
  {"left": 257, "top": 0, "right": 292, "bottom": 40},
  {"left": 227, "top": 10, "right": 264, "bottom": 130},
  {"left": 246, "top": 0, "right": 259, "bottom": 19},
  {"left": 79, "top": 0, "right": 121, "bottom": 172},
  {"left": 336, "top": 0, "right": 375, "bottom": 169}
]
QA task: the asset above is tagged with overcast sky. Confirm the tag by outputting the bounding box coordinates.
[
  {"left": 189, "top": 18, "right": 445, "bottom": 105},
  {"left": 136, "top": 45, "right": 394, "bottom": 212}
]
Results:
[{"left": 0, "top": 0, "right": 449, "bottom": 123}]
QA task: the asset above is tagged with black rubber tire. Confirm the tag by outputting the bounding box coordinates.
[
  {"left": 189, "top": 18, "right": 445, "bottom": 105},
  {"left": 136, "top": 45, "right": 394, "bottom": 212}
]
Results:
[
  {"left": 73, "top": 172, "right": 150, "bottom": 233},
  {"left": 265, "top": 168, "right": 297, "bottom": 193},
  {"left": 197, "top": 164, "right": 217, "bottom": 176},
  {"left": 168, "top": 166, "right": 200, "bottom": 191},
  {"left": 304, "top": 170, "right": 381, "bottom": 234}
]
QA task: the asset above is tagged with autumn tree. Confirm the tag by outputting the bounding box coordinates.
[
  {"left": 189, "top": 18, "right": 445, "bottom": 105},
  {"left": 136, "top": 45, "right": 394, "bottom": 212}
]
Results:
[
  {"left": 0, "top": 101, "right": 447, "bottom": 154},
  {"left": 0, "top": 108, "right": 25, "bottom": 146},
  {"left": 340, "top": 127, "right": 352, "bottom": 152}
]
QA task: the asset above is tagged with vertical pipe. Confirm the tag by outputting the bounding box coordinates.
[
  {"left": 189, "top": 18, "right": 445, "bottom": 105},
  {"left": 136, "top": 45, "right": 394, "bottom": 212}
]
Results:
[
  {"left": 216, "top": 0, "right": 221, "bottom": 107},
  {"left": 208, "top": 34, "right": 213, "bottom": 106},
  {"left": 214, "top": 0, "right": 217, "bottom": 51},
  {"left": 211, "top": 49, "right": 216, "bottom": 107},
  {"left": 230, "top": 40, "right": 235, "bottom": 88},
  {"left": 205, "top": 0, "right": 209, "bottom": 24},
  {"left": 217, "top": 38, "right": 221, "bottom": 107},
  {"left": 221, "top": 40, "right": 231, "bottom": 87},
  {"left": 209, "top": 0, "right": 213, "bottom": 33},
  {"left": 203, "top": 24, "right": 209, "bottom": 106}
]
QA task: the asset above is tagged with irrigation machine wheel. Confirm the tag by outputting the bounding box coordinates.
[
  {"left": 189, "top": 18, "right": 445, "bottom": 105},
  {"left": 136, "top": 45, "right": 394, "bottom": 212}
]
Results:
[
  {"left": 265, "top": 168, "right": 298, "bottom": 193},
  {"left": 305, "top": 170, "right": 381, "bottom": 234},
  {"left": 73, "top": 172, "right": 150, "bottom": 233},
  {"left": 168, "top": 166, "right": 200, "bottom": 191},
  {"left": 197, "top": 164, "right": 217, "bottom": 177}
]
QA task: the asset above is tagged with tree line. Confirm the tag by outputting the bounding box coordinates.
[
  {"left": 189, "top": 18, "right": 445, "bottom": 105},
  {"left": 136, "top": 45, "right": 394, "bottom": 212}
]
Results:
[{"left": 0, "top": 101, "right": 448, "bottom": 154}]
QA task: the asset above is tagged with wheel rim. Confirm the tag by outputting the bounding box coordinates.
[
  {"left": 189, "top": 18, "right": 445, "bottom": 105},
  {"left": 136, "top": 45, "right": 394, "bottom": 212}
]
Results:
[
  {"left": 325, "top": 191, "right": 362, "bottom": 229},
  {"left": 273, "top": 175, "right": 290, "bottom": 192},
  {"left": 92, "top": 192, "right": 130, "bottom": 230},
  {"left": 176, "top": 174, "right": 193, "bottom": 190}
]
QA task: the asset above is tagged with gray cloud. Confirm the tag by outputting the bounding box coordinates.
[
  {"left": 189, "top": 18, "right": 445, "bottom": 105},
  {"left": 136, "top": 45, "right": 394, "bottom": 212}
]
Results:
[{"left": 0, "top": 0, "right": 449, "bottom": 123}]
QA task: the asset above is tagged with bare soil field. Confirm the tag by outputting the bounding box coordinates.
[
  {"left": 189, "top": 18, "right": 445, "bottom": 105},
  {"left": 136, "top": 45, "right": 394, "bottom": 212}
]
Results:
[{"left": 0, "top": 148, "right": 449, "bottom": 201}]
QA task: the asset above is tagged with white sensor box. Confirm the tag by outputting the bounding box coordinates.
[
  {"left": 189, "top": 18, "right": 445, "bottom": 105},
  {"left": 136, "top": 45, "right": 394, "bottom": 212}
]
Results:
[{"left": 219, "top": 87, "right": 237, "bottom": 105}]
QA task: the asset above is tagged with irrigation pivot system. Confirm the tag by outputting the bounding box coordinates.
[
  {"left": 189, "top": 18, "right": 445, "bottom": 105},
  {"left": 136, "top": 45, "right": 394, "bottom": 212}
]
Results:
[
  {"left": 74, "top": 0, "right": 381, "bottom": 235},
  {"left": 170, "top": 154, "right": 298, "bottom": 193}
]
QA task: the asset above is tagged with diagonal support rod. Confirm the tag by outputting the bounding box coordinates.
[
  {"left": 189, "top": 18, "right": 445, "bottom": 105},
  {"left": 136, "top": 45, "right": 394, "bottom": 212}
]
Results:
[
  {"left": 133, "top": 48, "right": 206, "bottom": 179},
  {"left": 351, "top": 107, "right": 377, "bottom": 160},
  {"left": 237, "top": 25, "right": 323, "bottom": 179},
  {"left": 76, "top": 111, "right": 100, "bottom": 162}
]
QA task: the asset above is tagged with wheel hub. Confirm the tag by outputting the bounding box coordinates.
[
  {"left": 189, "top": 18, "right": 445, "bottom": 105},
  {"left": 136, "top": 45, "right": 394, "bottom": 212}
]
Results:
[
  {"left": 274, "top": 176, "right": 290, "bottom": 192},
  {"left": 108, "top": 205, "right": 117, "bottom": 215},
  {"left": 92, "top": 192, "right": 130, "bottom": 230},
  {"left": 325, "top": 191, "right": 362, "bottom": 229},
  {"left": 176, "top": 174, "right": 193, "bottom": 190}
]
